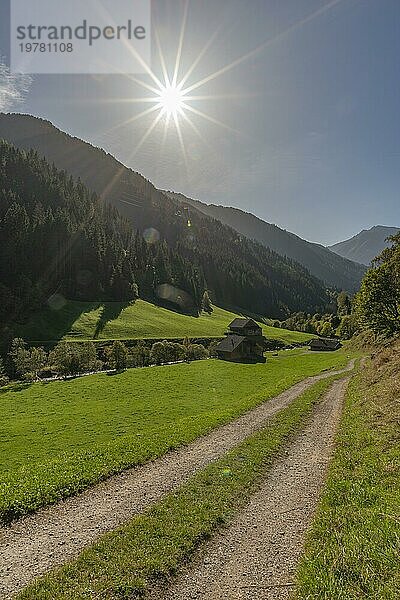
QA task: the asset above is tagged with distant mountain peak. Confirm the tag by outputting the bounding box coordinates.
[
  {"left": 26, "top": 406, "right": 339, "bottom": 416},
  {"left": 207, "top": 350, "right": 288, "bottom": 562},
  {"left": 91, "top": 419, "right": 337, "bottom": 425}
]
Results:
[{"left": 329, "top": 226, "right": 400, "bottom": 266}]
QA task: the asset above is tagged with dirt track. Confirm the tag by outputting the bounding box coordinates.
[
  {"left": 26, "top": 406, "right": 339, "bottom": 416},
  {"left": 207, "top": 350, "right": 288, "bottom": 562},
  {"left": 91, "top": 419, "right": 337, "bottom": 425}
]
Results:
[
  {"left": 0, "top": 361, "right": 354, "bottom": 599},
  {"left": 154, "top": 377, "right": 350, "bottom": 600}
]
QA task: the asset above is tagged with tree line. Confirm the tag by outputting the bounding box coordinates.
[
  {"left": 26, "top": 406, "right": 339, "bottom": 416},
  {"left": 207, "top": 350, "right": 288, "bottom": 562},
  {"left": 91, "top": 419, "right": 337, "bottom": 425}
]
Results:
[
  {"left": 354, "top": 232, "right": 400, "bottom": 338},
  {"left": 273, "top": 232, "right": 400, "bottom": 342},
  {"left": 0, "top": 337, "right": 212, "bottom": 385},
  {"left": 272, "top": 290, "right": 356, "bottom": 339}
]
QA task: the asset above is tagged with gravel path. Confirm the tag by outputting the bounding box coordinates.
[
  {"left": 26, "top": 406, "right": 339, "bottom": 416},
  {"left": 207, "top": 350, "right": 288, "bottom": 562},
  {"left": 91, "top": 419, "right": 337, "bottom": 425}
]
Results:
[
  {"left": 153, "top": 376, "right": 350, "bottom": 600},
  {"left": 0, "top": 361, "right": 354, "bottom": 599}
]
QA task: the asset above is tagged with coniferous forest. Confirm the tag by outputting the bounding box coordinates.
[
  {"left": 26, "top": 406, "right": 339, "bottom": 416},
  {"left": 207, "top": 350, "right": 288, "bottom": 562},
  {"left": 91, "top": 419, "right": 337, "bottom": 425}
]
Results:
[{"left": 0, "top": 139, "right": 330, "bottom": 335}]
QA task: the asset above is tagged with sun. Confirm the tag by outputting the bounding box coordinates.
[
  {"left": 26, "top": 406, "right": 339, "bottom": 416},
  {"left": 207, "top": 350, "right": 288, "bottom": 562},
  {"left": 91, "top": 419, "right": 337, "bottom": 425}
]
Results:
[
  {"left": 157, "top": 84, "right": 185, "bottom": 118},
  {"left": 104, "top": 0, "right": 345, "bottom": 164}
]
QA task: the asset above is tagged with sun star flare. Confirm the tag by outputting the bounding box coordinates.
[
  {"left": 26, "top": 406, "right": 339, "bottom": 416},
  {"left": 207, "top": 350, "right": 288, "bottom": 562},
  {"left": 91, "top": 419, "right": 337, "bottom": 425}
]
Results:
[{"left": 157, "top": 83, "right": 185, "bottom": 118}]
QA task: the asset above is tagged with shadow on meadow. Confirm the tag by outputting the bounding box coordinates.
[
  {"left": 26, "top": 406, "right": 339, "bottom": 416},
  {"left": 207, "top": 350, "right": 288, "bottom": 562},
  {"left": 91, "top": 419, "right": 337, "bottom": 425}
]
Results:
[
  {"left": 0, "top": 382, "right": 33, "bottom": 395},
  {"left": 94, "top": 301, "right": 131, "bottom": 339},
  {"left": 14, "top": 301, "right": 102, "bottom": 345}
]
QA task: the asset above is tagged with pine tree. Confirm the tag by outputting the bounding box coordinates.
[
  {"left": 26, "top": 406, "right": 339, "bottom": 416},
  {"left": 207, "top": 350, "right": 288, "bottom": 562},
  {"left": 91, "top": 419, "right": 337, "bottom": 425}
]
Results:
[
  {"left": 110, "top": 341, "right": 128, "bottom": 371},
  {"left": 201, "top": 290, "right": 213, "bottom": 314}
]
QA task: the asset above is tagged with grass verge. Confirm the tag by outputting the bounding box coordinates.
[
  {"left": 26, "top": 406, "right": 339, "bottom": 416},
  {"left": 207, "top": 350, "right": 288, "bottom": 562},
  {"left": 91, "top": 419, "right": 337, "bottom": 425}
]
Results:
[
  {"left": 17, "top": 370, "right": 354, "bottom": 600},
  {"left": 296, "top": 349, "right": 400, "bottom": 599},
  {"left": 0, "top": 351, "right": 349, "bottom": 524}
]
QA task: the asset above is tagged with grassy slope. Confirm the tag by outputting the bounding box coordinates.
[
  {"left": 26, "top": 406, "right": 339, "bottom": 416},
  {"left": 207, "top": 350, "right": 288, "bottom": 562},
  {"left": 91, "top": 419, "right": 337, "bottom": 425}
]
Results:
[
  {"left": 0, "top": 351, "right": 348, "bottom": 523},
  {"left": 17, "top": 373, "right": 351, "bottom": 600},
  {"left": 296, "top": 347, "right": 400, "bottom": 599},
  {"left": 19, "top": 299, "right": 312, "bottom": 343}
]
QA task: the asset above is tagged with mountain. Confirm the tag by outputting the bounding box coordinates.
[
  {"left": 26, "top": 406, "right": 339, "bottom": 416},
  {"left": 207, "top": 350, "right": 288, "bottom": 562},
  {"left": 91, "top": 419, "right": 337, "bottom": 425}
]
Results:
[
  {"left": 329, "top": 226, "right": 400, "bottom": 266},
  {"left": 0, "top": 140, "right": 209, "bottom": 332},
  {"left": 0, "top": 113, "right": 330, "bottom": 319},
  {"left": 165, "top": 192, "right": 366, "bottom": 292}
]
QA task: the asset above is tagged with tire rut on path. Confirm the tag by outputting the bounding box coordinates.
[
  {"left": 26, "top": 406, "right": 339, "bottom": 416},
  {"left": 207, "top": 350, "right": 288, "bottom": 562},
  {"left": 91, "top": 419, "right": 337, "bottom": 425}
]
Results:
[
  {"left": 153, "top": 376, "right": 351, "bottom": 600},
  {"left": 0, "top": 361, "right": 354, "bottom": 599}
]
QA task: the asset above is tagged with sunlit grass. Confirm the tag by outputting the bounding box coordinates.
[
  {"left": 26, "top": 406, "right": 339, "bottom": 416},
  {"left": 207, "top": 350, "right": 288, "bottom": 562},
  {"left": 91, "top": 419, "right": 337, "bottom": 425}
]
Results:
[
  {"left": 17, "top": 373, "right": 349, "bottom": 600},
  {"left": 296, "top": 350, "right": 400, "bottom": 599},
  {"left": 19, "top": 299, "right": 313, "bottom": 344},
  {"left": 0, "top": 351, "right": 347, "bottom": 523}
]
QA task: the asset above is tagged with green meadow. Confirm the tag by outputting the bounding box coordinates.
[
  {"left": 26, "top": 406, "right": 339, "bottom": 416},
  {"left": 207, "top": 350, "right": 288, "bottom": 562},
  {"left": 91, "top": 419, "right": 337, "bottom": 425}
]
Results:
[
  {"left": 18, "top": 299, "right": 312, "bottom": 343},
  {"left": 0, "top": 350, "right": 348, "bottom": 523},
  {"left": 18, "top": 374, "right": 347, "bottom": 600}
]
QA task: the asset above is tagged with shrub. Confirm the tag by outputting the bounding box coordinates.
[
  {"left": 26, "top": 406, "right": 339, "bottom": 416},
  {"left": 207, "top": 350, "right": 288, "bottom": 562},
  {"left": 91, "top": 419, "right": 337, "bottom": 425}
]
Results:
[
  {"left": 110, "top": 341, "right": 128, "bottom": 371},
  {"left": 184, "top": 343, "right": 209, "bottom": 362},
  {"left": 9, "top": 338, "right": 29, "bottom": 378},
  {"left": 49, "top": 341, "right": 101, "bottom": 376},
  {"left": 130, "top": 341, "right": 151, "bottom": 368},
  {"left": 8, "top": 338, "right": 47, "bottom": 381},
  {"left": 150, "top": 342, "right": 167, "bottom": 365},
  {"left": 150, "top": 341, "right": 185, "bottom": 365},
  {"left": 336, "top": 314, "right": 359, "bottom": 340},
  {"left": 208, "top": 341, "right": 220, "bottom": 358}
]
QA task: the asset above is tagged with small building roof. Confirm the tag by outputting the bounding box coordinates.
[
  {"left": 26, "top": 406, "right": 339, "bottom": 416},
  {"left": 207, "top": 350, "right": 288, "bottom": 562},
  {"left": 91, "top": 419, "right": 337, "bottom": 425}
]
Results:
[
  {"left": 215, "top": 334, "right": 246, "bottom": 353},
  {"left": 229, "top": 318, "right": 260, "bottom": 330},
  {"left": 310, "top": 337, "right": 342, "bottom": 349}
]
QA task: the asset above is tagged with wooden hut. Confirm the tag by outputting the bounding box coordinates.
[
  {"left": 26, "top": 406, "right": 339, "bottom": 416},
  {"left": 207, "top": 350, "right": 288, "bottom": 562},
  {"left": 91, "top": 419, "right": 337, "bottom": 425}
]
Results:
[
  {"left": 215, "top": 318, "right": 268, "bottom": 362},
  {"left": 309, "top": 337, "right": 342, "bottom": 351}
]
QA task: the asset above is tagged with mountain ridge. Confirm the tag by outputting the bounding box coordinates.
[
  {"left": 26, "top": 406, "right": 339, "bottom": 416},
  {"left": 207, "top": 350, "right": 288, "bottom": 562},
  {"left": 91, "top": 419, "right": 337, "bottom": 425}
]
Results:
[
  {"left": 165, "top": 191, "right": 366, "bottom": 293},
  {"left": 329, "top": 225, "right": 400, "bottom": 265},
  {"left": 0, "top": 113, "right": 330, "bottom": 318}
]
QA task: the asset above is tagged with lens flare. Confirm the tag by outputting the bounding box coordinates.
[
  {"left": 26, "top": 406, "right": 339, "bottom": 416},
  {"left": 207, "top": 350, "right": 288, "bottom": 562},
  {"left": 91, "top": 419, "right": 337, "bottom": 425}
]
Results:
[
  {"left": 99, "top": 0, "right": 345, "bottom": 165},
  {"left": 158, "top": 84, "right": 185, "bottom": 118}
]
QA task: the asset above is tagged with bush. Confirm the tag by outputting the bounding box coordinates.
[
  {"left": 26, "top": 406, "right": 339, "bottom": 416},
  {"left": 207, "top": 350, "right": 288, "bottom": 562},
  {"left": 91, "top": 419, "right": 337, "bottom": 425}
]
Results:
[
  {"left": 150, "top": 341, "right": 185, "bottom": 365},
  {"left": 184, "top": 343, "right": 209, "bottom": 362},
  {"left": 49, "top": 341, "right": 101, "bottom": 376},
  {"left": 110, "top": 341, "right": 128, "bottom": 371},
  {"left": 336, "top": 314, "right": 359, "bottom": 340},
  {"left": 129, "top": 341, "right": 151, "bottom": 368},
  {"left": 318, "top": 322, "right": 334, "bottom": 338},
  {"left": 150, "top": 342, "right": 167, "bottom": 365},
  {"left": 9, "top": 338, "right": 29, "bottom": 378},
  {"left": 8, "top": 338, "right": 47, "bottom": 381},
  {"left": 208, "top": 341, "right": 220, "bottom": 358}
]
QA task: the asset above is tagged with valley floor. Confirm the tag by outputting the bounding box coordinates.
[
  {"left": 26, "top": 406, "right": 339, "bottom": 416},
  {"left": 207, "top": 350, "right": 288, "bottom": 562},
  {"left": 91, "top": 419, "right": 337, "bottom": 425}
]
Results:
[
  {"left": 6, "top": 347, "right": 396, "bottom": 600},
  {"left": 0, "top": 350, "right": 348, "bottom": 524},
  {"left": 1, "top": 357, "right": 354, "bottom": 598}
]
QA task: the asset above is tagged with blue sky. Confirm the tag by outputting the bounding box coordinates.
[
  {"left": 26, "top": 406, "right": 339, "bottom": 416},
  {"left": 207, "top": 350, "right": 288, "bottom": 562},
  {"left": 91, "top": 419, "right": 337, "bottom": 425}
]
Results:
[{"left": 1, "top": 0, "right": 399, "bottom": 245}]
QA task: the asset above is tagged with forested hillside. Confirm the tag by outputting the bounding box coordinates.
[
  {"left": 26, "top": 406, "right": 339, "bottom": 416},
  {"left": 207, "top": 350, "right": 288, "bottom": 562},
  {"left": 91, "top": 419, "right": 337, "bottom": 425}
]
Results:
[
  {"left": 0, "top": 114, "right": 365, "bottom": 295},
  {"left": 0, "top": 141, "right": 206, "bottom": 330},
  {"left": 166, "top": 192, "right": 366, "bottom": 292},
  {"left": 0, "top": 140, "right": 330, "bottom": 336},
  {"left": 0, "top": 115, "right": 331, "bottom": 324}
]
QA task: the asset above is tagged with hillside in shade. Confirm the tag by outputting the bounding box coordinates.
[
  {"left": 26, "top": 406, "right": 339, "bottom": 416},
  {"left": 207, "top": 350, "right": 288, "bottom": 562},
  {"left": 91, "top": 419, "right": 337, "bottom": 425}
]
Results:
[
  {"left": 165, "top": 192, "right": 366, "bottom": 293},
  {"left": 0, "top": 115, "right": 331, "bottom": 326}
]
